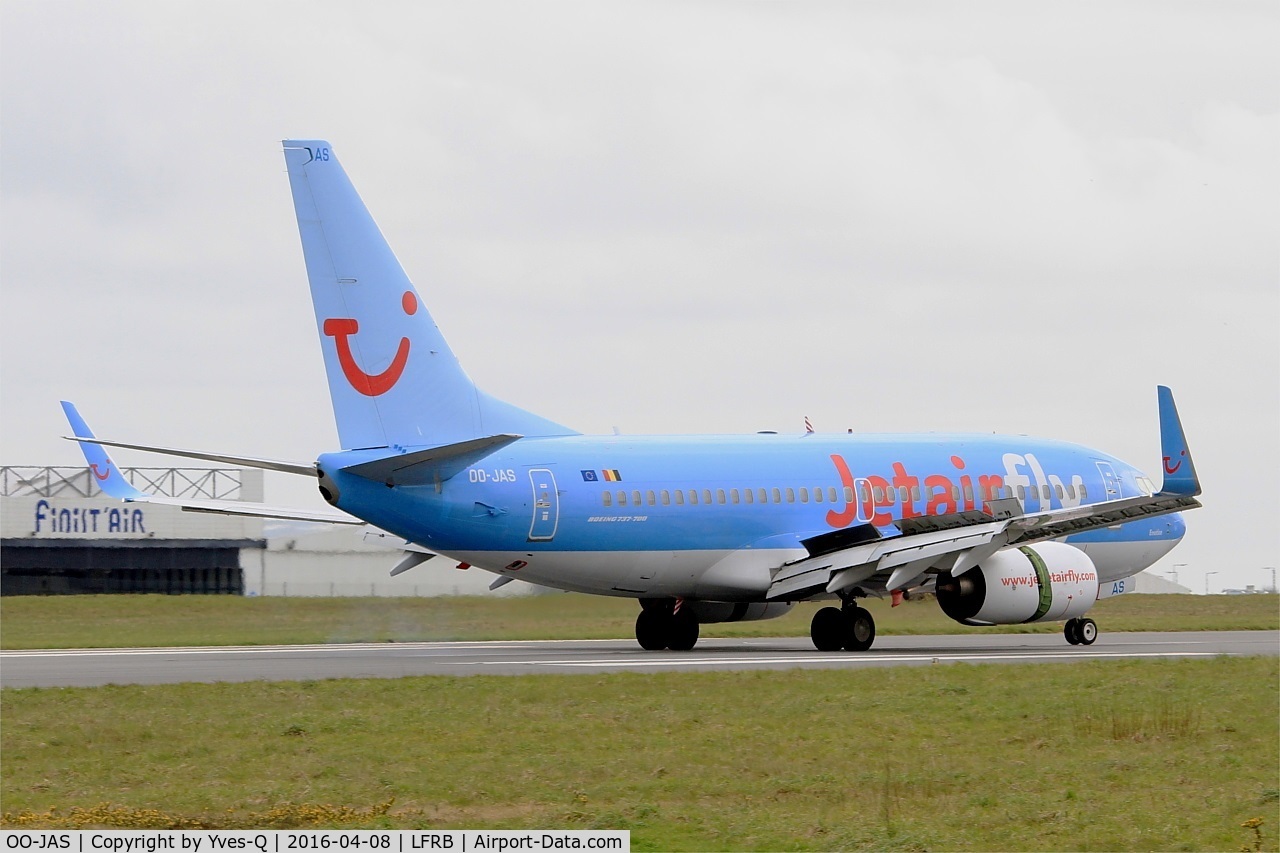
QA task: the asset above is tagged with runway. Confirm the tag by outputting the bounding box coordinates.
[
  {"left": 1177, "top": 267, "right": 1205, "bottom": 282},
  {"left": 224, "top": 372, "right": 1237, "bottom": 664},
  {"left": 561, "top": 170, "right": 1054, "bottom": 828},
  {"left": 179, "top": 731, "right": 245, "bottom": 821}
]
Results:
[{"left": 2, "top": 630, "right": 1275, "bottom": 688}]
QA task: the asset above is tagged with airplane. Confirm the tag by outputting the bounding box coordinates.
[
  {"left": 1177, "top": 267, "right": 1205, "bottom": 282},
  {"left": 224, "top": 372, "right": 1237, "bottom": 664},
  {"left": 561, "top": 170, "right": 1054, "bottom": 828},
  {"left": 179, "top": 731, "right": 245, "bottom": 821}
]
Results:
[{"left": 63, "top": 139, "right": 1202, "bottom": 653}]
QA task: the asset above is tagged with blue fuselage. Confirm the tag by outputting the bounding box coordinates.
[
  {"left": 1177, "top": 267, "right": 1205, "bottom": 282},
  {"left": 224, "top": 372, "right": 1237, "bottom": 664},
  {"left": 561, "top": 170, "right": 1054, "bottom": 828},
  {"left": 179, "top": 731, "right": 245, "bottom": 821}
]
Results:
[{"left": 320, "top": 432, "right": 1184, "bottom": 598}]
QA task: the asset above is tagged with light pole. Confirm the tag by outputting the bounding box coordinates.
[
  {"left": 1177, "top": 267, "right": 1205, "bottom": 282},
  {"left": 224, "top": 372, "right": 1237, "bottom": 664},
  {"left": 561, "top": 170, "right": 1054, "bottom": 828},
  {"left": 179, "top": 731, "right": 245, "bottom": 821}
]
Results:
[
  {"left": 1170, "top": 563, "right": 1186, "bottom": 586},
  {"left": 1205, "top": 571, "right": 1219, "bottom": 595},
  {"left": 1265, "top": 567, "right": 1276, "bottom": 594}
]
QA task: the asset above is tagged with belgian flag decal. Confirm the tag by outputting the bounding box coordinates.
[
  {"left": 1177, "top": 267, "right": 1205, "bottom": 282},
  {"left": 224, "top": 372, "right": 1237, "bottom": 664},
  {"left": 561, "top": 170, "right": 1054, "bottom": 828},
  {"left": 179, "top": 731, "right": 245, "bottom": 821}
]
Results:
[{"left": 601, "top": 469, "right": 623, "bottom": 482}]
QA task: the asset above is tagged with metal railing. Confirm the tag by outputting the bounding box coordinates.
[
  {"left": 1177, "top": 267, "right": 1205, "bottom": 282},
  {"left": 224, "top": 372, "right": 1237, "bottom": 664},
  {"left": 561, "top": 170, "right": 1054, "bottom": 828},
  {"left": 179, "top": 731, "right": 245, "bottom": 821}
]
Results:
[{"left": 1, "top": 466, "right": 246, "bottom": 500}]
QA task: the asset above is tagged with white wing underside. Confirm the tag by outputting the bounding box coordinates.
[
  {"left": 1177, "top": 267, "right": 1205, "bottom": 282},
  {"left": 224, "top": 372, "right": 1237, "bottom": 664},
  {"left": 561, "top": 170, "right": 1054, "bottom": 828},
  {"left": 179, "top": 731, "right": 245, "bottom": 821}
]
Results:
[{"left": 766, "top": 492, "right": 1200, "bottom": 601}]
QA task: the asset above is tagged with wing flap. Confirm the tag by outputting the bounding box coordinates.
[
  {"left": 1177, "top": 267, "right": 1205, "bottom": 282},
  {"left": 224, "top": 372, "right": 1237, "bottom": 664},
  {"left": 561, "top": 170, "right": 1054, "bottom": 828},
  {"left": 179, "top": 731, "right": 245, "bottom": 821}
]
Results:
[{"left": 767, "top": 492, "right": 1198, "bottom": 601}]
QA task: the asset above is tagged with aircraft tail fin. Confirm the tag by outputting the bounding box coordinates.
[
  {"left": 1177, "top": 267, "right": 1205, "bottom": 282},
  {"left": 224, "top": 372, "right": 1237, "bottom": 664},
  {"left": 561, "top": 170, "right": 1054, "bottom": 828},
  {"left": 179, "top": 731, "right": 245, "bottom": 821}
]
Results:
[
  {"left": 281, "top": 140, "right": 576, "bottom": 450},
  {"left": 1156, "top": 385, "right": 1201, "bottom": 497},
  {"left": 60, "top": 401, "right": 148, "bottom": 500}
]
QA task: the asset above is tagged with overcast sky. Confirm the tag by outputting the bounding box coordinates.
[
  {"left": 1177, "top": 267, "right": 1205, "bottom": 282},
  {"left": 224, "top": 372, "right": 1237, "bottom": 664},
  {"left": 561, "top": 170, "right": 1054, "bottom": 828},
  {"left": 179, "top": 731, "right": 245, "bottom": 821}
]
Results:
[{"left": 2, "top": 1, "right": 1276, "bottom": 593}]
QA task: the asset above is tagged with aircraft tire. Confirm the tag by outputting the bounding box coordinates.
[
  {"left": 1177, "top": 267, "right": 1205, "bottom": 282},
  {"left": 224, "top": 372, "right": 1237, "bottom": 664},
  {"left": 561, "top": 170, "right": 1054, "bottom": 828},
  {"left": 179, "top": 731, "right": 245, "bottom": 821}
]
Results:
[
  {"left": 1077, "top": 618, "right": 1098, "bottom": 645},
  {"left": 635, "top": 609, "right": 668, "bottom": 651},
  {"left": 668, "top": 612, "right": 700, "bottom": 651},
  {"left": 1064, "top": 619, "right": 1082, "bottom": 645},
  {"left": 843, "top": 606, "right": 876, "bottom": 652},
  {"left": 811, "top": 607, "right": 845, "bottom": 651}
]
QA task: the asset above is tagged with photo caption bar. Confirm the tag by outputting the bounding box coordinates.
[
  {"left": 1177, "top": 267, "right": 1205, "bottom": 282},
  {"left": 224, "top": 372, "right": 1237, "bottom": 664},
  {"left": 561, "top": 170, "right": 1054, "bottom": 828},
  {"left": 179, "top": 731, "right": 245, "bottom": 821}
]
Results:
[{"left": 0, "top": 832, "right": 629, "bottom": 853}]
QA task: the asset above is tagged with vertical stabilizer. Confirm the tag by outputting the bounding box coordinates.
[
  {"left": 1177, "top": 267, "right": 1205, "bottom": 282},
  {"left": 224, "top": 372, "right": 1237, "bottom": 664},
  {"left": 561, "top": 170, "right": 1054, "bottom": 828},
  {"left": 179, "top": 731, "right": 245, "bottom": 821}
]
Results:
[{"left": 282, "top": 140, "right": 575, "bottom": 449}]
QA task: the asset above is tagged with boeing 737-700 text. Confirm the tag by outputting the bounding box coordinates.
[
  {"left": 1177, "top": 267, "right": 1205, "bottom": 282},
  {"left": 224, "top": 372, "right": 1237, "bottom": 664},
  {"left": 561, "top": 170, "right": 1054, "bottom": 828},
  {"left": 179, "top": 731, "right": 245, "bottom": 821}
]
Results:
[{"left": 64, "top": 139, "right": 1202, "bottom": 652}]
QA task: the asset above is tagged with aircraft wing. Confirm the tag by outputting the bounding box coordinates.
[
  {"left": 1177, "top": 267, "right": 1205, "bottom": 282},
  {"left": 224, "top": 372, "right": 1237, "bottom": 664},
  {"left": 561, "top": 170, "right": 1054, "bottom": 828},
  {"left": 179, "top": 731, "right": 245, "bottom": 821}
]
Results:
[
  {"left": 60, "top": 401, "right": 361, "bottom": 526},
  {"left": 768, "top": 385, "right": 1202, "bottom": 600}
]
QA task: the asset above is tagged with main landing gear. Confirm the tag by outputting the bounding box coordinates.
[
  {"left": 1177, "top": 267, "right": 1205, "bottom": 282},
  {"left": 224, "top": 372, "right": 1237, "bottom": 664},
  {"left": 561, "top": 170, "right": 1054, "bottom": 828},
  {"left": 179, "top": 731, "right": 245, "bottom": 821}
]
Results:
[
  {"left": 635, "top": 599, "right": 700, "bottom": 651},
  {"left": 1064, "top": 617, "right": 1098, "bottom": 646},
  {"left": 810, "top": 602, "right": 876, "bottom": 652}
]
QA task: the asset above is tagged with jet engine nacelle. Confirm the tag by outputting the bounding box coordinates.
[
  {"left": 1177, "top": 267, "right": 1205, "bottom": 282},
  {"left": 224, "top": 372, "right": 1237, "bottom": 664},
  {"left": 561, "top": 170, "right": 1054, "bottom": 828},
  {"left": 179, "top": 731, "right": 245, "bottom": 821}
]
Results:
[
  {"left": 935, "top": 542, "right": 1098, "bottom": 626},
  {"left": 685, "top": 601, "right": 796, "bottom": 623}
]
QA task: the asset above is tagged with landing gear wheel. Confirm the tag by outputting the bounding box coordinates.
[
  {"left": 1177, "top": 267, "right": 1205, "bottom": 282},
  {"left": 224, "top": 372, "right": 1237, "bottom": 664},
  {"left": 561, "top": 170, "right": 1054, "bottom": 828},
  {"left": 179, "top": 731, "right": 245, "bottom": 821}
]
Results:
[
  {"left": 811, "top": 607, "right": 845, "bottom": 651},
  {"left": 668, "top": 612, "right": 700, "bottom": 651},
  {"left": 1076, "top": 618, "right": 1098, "bottom": 645},
  {"left": 636, "top": 609, "right": 667, "bottom": 651},
  {"left": 1064, "top": 619, "right": 1082, "bottom": 645},
  {"left": 843, "top": 606, "right": 876, "bottom": 652},
  {"left": 635, "top": 606, "right": 701, "bottom": 651}
]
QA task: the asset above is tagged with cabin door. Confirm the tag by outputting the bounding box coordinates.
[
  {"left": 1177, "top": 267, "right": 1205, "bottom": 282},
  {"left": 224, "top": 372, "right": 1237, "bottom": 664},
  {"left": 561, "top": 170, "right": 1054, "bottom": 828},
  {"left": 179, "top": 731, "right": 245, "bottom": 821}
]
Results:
[{"left": 527, "top": 468, "right": 559, "bottom": 541}]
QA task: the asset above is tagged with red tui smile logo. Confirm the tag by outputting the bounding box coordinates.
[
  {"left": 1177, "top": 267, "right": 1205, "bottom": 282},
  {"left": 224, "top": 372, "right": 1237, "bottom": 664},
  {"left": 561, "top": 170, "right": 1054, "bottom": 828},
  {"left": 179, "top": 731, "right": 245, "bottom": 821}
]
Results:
[
  {"left": 1163, "top": 451, "right": 1184, "bottom": 475},
  {"left": 90, "top": 463, "right": 112, "bottom": 481},
  {"left": 324, "top": 291, "right": 418, "bottom": 397}
]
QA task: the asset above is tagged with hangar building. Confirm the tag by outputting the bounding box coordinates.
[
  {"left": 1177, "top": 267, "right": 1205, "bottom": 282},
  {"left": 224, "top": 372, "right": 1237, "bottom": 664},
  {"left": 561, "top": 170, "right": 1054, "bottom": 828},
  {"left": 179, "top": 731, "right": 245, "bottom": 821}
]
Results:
[{"left": 0, "top": 465, "right": 531, "bottom": 597}]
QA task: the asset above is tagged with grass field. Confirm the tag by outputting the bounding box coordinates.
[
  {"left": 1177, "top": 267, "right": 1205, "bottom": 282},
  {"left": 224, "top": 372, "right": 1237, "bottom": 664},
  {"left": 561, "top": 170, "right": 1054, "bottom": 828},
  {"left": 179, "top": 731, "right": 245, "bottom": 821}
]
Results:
[
  {"left": 2, "top": 658, "right": 1277, "bottom": 850},
  {"left": 1, "top": 592, "right": 1277, "bottom": 649}
]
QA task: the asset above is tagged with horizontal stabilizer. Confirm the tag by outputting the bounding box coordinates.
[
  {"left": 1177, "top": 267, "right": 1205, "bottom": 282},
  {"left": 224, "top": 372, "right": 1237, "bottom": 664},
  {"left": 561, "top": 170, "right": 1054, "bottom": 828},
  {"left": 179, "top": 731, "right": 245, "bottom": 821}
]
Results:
[
  {"left": 341, "top": 434, "right": 522, "bottom": 486},
  {"left": 144, "top": 495, "right": 361, "bottom": 525},
  {"left": 61, "top": 401, "right": 359, "bottom": 525},
  {"left": 61, "top": 435, "right": 317, "bottom": 477}
]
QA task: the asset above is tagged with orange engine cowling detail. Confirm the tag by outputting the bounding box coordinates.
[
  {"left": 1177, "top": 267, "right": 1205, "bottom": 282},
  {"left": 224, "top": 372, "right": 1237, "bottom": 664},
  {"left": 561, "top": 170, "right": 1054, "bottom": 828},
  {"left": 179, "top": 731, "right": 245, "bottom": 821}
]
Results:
[{"left": 935, "top": 542, "right": 1099, "bottom": 626}]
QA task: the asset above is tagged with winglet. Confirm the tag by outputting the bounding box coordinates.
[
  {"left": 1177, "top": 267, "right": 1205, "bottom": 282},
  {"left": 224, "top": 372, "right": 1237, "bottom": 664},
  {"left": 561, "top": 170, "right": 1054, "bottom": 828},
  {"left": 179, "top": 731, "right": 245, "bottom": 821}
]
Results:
[
  {"left": 1157, "top": 386, "right": 1200, "bottom": 497},
  {"left": 60, "top": 402, "right": 148, "bottom": 500}
]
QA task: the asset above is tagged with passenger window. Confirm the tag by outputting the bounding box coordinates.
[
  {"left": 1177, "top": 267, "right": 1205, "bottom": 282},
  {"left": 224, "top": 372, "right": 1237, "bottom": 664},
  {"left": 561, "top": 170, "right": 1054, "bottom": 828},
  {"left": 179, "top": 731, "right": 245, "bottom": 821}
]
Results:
[
  {"left": 744, "top": 488, "right": 754, "bottom": 504},
  {"left": 873, "top": 486, "right": 885, "bottom": 503},
  {"left": 760, "top": 488, "right": 770, "bottom": 503},
  {"left": 661, "top": 489, "right": 670, "bottom": 506},
  {"left": 898, "top": 486, "right": 909, "bottom": 503},
  {"left": 910, "top": 486, "right": 920, "bottom": 502},
  {"left": 799, "top": 487, "right": 809, "bottom": 503},
  {"left": 1066, "top": 484, "right": 1075, "bottom": 499},
  {"left": 1042, "top": 485, "right": 1051, "bottom": 500},
  {"left": 618, "top": 490, "right": 628, "bottom": 506},
  {"left": 632, "top": 490, "right": 642, "bottom": 506},
  {"left": 1055, "top": 484, "right": 1064, "bottom": 499},
  {"left": 1016, "top": 486, "right": 1026, "bottom": 501},
  {"left": 702, "top": 489, "right": 712, "bottom": 505},
  {"left": 730, "top": 489, "right": 740, "bottom": 504},
  {"left": 812, "top": 487, "right": 823, "bottom": 503},
  {"left": 772, "top": 488, "right": 782, "bottom": 503},
  {"left": 963, "top": 484, "right": 973, "bottom": 503},
  {"left": 786, "top": 488, "right": 795, "bottom": 503},
  {"left": 1080, "top": 484, "right": 1088, "bottom": 499},
  {"left": 688, "top": 490, "right": 699, "bottom": 505},
  {"left": 675, "top": 490, "right": 685, "bottom": 505},
  {"left": 858, "top": 483, "right": 870, "bottom": 503},
  {"left": 829, "top": 487, "right": 839, "bottom": 503},
  {"left": 602, "top": 491, "right": 612, "bottom": 507},
  {"left": 646, "top": 490, "right": 656, "bottom": 506},
  {"left": 716, "top": 489, "right": 726, "bottom": 504}
]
